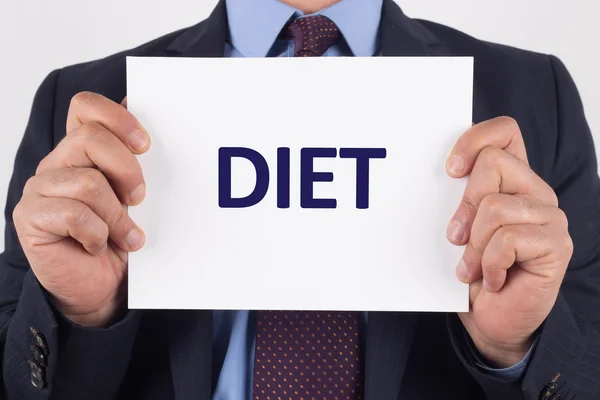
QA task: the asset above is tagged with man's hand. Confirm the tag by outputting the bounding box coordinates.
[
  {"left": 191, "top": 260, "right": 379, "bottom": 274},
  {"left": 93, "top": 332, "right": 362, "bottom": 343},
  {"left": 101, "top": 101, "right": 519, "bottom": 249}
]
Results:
[
  {"left": 12, "top": 92, "right": 150, "bottom": 328},
  {"left": 446, "top": 117, "right": 573, "bottom": 368}
]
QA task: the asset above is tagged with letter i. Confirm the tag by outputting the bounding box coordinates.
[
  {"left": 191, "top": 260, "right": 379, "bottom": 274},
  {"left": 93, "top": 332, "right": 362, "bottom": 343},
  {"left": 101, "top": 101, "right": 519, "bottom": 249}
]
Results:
[{"left": 277, "top": 147, "right": 290, "bottom": 208}]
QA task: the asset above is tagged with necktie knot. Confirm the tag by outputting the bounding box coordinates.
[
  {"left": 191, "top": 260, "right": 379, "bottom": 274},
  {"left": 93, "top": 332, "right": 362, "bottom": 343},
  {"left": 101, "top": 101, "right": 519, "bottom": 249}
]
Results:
[{"left": 282, "top": 15, "right": 342, "bottom": 57}]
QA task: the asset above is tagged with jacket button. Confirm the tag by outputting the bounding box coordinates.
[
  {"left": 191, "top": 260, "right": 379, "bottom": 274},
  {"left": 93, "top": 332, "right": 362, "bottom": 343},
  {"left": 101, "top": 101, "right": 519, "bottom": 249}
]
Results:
[
  {"left": 540, "top": 383, "right": 557, "bottom": 400},
  {"left": 32, "top": 331, "right": 49, "bottom": 356},
  {"left": 28, "top": 360, "right": 45, "bottom": 389},
  {"left": 30, "top": 345, "right": 47, "bottom": 366}
]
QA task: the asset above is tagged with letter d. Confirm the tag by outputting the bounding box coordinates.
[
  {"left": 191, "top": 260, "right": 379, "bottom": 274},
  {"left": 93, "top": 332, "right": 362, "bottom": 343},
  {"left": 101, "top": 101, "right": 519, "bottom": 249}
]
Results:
[{"left": 218, "top": 147, "right": 269, "bottom": 208}]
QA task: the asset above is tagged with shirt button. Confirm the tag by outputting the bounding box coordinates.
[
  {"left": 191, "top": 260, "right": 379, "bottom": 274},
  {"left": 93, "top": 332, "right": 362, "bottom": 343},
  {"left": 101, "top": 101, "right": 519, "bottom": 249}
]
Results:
[
  {"left": 30, "top": 345, "right": 47, "bottom": 367},
  {"left": 28, "top": 360, "right": 45, "bottom": 389}
]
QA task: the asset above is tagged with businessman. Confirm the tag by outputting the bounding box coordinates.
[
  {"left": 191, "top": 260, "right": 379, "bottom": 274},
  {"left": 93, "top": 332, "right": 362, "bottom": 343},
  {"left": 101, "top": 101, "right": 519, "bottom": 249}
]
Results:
[{"left": 1, "top": 0, "right": 599, "bottom": 399}]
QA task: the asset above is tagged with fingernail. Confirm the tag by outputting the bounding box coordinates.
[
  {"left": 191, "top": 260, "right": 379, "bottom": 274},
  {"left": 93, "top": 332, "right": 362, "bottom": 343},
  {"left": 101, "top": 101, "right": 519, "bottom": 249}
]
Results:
[
  {"left": 125, "top": 227, "right": 145, "bottom": 250},
  {"left": 129, "top": 129, "right": 149, "bottom": 152},
  {"left": 130, "top": 182, "right": 146, "bottom": 205},
  {"left": 456, "top": 259, "right": 468, "bottom": 282},
  {"left": 447, "top": 153, "right": 465, "bottom": 175},
  {"left": 447, "top": 219, "right": 465, "bottom": 243}
]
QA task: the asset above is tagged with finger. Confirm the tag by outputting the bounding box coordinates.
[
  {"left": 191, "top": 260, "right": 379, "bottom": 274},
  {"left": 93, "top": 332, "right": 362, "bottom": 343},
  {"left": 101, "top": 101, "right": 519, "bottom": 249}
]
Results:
[
  {"left": 447, "top": 146, "right": 558, "bottom": 245},
  {"left": 455, "top": 194, "right": 558, "bottom": 283},
  {"left": 121, "top": 96, "right": 128, "bottom": 108},
  {"left": 67, "top": 91, "right": 150, "bottom": 153},
  {"left": 446, "top": 116, "right": 528, "bottom": 178},
  {"left": 16, "top": 195, "right": 109, "bottom": 255},
  {"left": 36, "top": 122, "right": 146, "bottom": 205},
  {"left": 481, "top": 224, "right": 556, "bottom": 292},
  {"left": 24, "top": 168, "right": 145, "bottom": 252}
]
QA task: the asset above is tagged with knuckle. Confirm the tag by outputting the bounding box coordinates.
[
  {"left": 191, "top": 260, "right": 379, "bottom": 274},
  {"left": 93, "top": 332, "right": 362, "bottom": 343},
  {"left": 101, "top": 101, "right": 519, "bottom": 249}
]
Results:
[
  {"left": 472, "top": 147, "right": 501, "bottom": 176},
  {"left": 480, "top": 194, "right": 504, "bottom": 220},
  {"left": 497, "top": 227, "right": 514, "bottom": 247},
  {"left": 70, "top": 91, "right": 97, "bottom": 109},
  {"left": 66, "top": 203, "right": 90, "bottom": 227},
  {"left": 549, "top": 191, "right": 559, "bottom": 207},
  {"left": 552, "top": 208, "right": 574, "bottom": 257},
  {"left": 88, "top": 220, "right": 109, "bottom": 246},
  {"left": 564, "top": 235, "right": 574, "bottom": 258},
  {"left": 544, "top": 183, "right": 559, "bottom": 207},
  {"left": 11, "top": 202, "right": 33, "bottom": 244},
  {"left": 478, "top": 145, "right": 503, "bottom": 166},
  {"left": 75, "top": 172, "right": 97, "bottom": 193},
  {"left": 496, "top": 115, "right": 521, "bottom": 133},
  {"left": 96, "top": 224, "right": 110, "bottom": 246},
  {"left": 12, "top": 201, "right": 26, "bottom": 226},
  {"left": 22, "top": 176, "right": 38, "bottom": 196},
  {"left": 554, "top": 207, "right": 569, "bottom": 229},
  {"left": 35, "top": 157, "right": 51, "bottom": 175},
  {"left": 74, "top": 169, "right": 105, "bottom": 199}
]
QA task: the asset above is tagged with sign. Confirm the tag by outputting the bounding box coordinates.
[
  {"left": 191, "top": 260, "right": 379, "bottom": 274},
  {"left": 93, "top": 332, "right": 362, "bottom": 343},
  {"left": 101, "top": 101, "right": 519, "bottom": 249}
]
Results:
[{"left": 127, "top": 56, "right": 473, "bottom": 312}]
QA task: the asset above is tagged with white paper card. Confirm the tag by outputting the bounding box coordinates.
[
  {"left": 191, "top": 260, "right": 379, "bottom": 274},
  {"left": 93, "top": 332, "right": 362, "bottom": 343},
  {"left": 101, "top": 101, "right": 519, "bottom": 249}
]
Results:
[{"left": 127, "top": 56, "right": 472, "bottom": 312}]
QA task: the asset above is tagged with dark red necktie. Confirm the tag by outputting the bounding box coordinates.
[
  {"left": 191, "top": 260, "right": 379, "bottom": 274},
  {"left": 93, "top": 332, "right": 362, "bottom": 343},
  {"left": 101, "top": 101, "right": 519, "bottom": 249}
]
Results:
[
  {"left": 253, "top": 311, "right": 363, "bottom": 400},
  {"left": 281, "top": 15, "right": 342, "bottom": 57},
  {"left": 252, "top": 17, "right": 363, "bottom": 400}
]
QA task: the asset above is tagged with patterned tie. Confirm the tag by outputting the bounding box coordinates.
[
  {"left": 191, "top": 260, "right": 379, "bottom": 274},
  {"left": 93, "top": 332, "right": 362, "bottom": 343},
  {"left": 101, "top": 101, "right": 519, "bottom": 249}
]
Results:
[
  {"left": 281, "top": 15, "right": 342, "bottom": 57},
  {"left": 253, "top": 311, "right": 363, "bottom": 400}
]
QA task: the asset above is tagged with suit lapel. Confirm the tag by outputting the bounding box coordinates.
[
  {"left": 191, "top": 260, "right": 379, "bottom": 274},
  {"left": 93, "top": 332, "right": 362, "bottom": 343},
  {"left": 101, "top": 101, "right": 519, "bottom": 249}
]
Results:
[
  {"left": 162, "top": 2, "right": 228, "bottom": 399},
  {"left": 365, "top": 312, "right": 418, "bottom": 400},
  {"left": 165, "top": 0, "right": 228, "bottom": 57},
  {"left": 379, "top": 0, "right": 442, "bottom": 57},
  {"left": 364, "top": 1, "right": 447, "bottom": 399},
  {"left": 166, "top": 311, "right": 213, "bottom": 400}
]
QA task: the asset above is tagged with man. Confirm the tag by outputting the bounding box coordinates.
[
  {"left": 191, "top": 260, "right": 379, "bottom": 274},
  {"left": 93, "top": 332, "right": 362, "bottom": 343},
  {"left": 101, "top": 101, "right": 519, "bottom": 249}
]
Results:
[{"left": 0, "top": 0, "right": 598, "bottom": 398}]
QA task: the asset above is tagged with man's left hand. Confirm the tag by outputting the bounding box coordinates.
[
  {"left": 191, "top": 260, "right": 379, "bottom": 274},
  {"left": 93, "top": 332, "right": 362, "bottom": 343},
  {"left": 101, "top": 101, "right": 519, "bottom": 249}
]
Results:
[{"left": 446, "top": 116, "right": 574, "bottom": 368}]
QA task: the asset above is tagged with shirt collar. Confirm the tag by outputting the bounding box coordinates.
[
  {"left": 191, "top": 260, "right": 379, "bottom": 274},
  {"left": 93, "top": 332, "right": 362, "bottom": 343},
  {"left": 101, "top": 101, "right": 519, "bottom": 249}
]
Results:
[{"left": 225, "top": 0, "right": 383, "bottom": 57}]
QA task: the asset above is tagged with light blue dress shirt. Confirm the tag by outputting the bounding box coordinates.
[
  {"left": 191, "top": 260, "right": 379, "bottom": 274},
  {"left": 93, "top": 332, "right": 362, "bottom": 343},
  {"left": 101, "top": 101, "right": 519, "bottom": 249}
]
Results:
[{"left": 212, "top": 1, "right": 534, "bottom": 398}]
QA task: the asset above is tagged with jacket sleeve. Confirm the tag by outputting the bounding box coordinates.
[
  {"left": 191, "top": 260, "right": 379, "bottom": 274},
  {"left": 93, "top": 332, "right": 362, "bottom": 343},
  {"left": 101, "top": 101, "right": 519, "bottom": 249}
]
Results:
[
  {"left": 450, "top": 56, "right": 600, "bottom": 400},
  {"left": 0, "top": 71, "right": 142, "bottom": 400}
]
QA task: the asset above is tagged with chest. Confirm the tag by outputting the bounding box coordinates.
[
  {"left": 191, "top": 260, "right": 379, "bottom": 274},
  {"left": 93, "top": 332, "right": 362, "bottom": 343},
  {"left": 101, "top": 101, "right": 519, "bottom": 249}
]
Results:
[{"left": 117, "top": 311, "right": 486, "bottom": 400}]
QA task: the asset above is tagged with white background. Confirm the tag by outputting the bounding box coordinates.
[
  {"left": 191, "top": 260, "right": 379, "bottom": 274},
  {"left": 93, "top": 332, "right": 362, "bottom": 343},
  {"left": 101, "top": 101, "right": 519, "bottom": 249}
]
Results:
[{"left": 0, "top": 1, "right": 598, "bottom": 251}]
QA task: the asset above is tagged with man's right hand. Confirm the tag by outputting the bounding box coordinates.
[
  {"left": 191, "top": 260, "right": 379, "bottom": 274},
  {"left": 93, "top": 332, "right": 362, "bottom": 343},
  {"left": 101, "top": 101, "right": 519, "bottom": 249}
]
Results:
[{"left": 12, "top": 92, "right": 150, "bottom": 328}]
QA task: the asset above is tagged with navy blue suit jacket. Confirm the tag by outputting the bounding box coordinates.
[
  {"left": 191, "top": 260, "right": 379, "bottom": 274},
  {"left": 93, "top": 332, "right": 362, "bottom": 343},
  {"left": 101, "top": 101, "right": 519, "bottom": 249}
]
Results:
[{"left": 2, "top": 1, "right": 599, "bottom": 399}]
